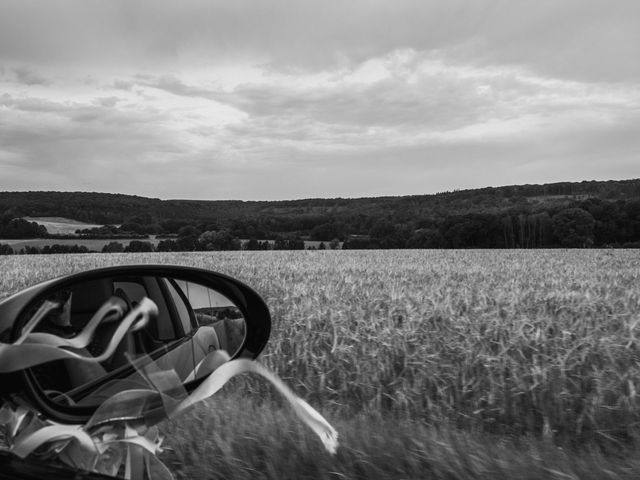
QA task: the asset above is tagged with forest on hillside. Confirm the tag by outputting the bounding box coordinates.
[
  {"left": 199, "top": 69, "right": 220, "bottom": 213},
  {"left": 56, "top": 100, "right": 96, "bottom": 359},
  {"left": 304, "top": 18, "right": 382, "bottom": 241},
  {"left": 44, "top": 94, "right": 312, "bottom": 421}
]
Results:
[{"left": 1, "top": 179, "right": 639, "bottom": 253}]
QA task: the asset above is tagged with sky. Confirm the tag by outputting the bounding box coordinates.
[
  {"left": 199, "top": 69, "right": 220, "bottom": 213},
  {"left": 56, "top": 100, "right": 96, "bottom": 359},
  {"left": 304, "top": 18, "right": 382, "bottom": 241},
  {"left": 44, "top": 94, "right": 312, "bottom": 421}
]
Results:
[{"left": 1, "top": 0, "right": 639, "bottom": 201}]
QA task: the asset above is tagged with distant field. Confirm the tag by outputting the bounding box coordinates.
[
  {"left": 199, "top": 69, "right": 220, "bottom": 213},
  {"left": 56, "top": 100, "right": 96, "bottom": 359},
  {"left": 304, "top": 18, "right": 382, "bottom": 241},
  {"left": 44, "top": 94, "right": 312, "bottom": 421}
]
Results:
[
  {"left": 22, "top": 216, "right": 106, "bottom": 235},
  {"left": 0, "top": 217, "right": 148, "bottom": 251},
  {"left": 1, "top": 250, "right": 639, "bottom": 479}
]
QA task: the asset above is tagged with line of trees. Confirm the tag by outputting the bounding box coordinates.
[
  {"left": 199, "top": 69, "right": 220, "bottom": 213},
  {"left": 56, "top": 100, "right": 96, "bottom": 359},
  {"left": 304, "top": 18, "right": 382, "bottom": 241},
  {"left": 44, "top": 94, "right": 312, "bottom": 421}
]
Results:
[
  {"left": 2, "top": 201, "right": 638, "bottom": 256},
  {"left": 95, "top": 199, "right": 640, "bottom": 249},
  {"left": 1, "top": 193, "right": 639, "bottom": 252},
  {"left": 0, "top": 233, "right": 315, "bottom": 256},
  {"left": 343, "top": 203, "right": 640, "bottom": 249},
  {"left": 0, "top": 244, "right": 91, "bottom": 255}
]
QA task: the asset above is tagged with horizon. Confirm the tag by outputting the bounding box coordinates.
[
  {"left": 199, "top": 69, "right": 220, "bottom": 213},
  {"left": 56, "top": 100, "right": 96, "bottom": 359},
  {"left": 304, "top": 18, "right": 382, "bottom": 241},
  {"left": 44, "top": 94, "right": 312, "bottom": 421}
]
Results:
[
  {"left": 0, "top": 176, "right": 637, "bottom": 203},
  {"left": 0, "top": 176, "right": 638, "bottom": 203},
  {"left": 1, "top": 1, "right": 639, "bottom": 200}
]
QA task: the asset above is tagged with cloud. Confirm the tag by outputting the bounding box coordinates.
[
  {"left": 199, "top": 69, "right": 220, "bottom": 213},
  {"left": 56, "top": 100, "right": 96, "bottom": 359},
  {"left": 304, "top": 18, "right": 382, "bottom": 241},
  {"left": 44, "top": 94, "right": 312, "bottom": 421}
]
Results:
[
  {"left": 0, "top": 86, "right": 248, "bottom": 197},
  {"left": 201, "top": 50, "right": 640, "bottom": 157},
  {"left": 139, "top": 75, "right": 218, "bottom": 100},
  {"left": 468, "top": 1, "right": 640, "bottom": 83},
  {"left": 94, "top": 96, "right": 120, "bottom": 108},
  {"left": 113, "top": 79, "right": 135, "bottom": 91},
  {"left": 1, "top": 93, "right": 175, "bottom": 164},
  {"left": 13, "top": 66, "right": 50, "bottom": 85},
  {"left": 1, "top": 1, "right": 639, "bottom": 199},
  {"left": 1, "top": 1, "right": 639, "bottom": 81},
  {"left": 4, "top": 38, "right": 638, "bottom": 200}
]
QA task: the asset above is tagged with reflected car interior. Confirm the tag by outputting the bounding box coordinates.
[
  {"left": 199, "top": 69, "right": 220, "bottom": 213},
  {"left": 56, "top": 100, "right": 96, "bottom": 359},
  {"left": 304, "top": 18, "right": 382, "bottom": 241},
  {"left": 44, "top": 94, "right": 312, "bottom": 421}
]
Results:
[{"left": 27, "top": 275, "right": 245, "bottom": 407}]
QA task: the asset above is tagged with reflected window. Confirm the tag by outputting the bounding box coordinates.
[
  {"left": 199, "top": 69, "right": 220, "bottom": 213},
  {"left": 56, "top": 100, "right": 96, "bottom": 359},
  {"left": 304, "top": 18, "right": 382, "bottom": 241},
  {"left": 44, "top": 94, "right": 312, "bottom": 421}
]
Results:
[
  {"left": 174, "top": 280, "right": 242, "bottom": 326},
  {"left": 173, "top": 281, "right": 246, "bottom": 355}
]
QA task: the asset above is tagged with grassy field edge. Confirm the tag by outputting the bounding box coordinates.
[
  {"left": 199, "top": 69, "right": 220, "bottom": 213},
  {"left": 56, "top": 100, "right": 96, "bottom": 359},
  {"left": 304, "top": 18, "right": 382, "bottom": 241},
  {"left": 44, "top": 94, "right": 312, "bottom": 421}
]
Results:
[{"left": 159, "top": 393, "right": 640, "bottom": 480}]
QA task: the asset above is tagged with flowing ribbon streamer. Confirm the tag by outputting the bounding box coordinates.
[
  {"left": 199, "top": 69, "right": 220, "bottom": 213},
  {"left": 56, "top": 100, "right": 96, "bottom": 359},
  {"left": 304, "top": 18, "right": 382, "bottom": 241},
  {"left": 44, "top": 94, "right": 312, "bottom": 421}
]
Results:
[
  {"left": 13, "top": 300, "right": 59, "bottom": 345},
  {"left": 98, "top": 426, "right": 163, "bottom": 458},
  {"left": 0, "top": 298, "right": 158, "bottom": 372},
  {"left": 11, "top": 424, "right": 97, "bottom": 459},
  {"left": 175, "top": 355, "right": 339, "bottom": 454},
  {"left": 25, "top": 296, "right": 127, "bottom": 349},
  {"left": 86, "top": 389, "right": 160, "bottom": 429}
]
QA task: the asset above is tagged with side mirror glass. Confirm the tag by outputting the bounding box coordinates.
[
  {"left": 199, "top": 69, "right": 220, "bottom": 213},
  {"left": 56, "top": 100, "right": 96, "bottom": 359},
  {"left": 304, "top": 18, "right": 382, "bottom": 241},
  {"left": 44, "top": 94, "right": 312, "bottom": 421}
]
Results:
[
  {"left": 1, "top": 265, "right": 270, "bottom": 420},
  {"left": 172, "top": 279, "right": 246, "bottom": 354}
]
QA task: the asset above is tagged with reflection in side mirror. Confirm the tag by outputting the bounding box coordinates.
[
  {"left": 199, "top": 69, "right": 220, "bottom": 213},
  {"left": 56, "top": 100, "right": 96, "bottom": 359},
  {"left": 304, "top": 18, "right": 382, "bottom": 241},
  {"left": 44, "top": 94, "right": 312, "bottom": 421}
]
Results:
[
  {"left": 20, "top": 274, "right": 246, "bottom": 408},
  {"left": 174, "top": 279, "right": 246, "bottom": 354}
]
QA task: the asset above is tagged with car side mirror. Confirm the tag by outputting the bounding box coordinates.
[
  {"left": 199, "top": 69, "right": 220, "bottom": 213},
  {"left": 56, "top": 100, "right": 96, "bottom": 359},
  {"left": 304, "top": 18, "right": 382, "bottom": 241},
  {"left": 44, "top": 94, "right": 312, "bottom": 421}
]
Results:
[{"left": 0, "top": 265, "right": 271, "bottom": 424}]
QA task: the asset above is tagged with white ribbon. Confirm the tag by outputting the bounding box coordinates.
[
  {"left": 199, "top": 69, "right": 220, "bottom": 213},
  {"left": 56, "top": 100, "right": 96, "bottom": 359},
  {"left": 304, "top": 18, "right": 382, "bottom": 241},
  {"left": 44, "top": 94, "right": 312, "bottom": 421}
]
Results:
[
  {"left": 13, "top": 300, "right": 59, "bottom": 345},
  {"left": 24, "top": 296, "right": 127, "bottom": 349},
  {"left": 0, "top": 298, "right": 157, "bottom": 372},
  {"left": 11, "top": 424, "right": 97, "bottom": 459},
  {"left": 176, "top": 355, "right": 339, "bottom": 454}
]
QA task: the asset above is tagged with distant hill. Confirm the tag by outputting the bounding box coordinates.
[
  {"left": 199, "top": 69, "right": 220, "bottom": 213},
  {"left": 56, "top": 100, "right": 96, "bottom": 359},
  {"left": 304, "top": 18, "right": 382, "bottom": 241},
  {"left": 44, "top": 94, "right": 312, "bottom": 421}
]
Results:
[
  {"left": 1, "top": 179, "right": 639, "bottom": 248},
  {"left": 1, "top": 179, "right": 638, "bottom": 224}
]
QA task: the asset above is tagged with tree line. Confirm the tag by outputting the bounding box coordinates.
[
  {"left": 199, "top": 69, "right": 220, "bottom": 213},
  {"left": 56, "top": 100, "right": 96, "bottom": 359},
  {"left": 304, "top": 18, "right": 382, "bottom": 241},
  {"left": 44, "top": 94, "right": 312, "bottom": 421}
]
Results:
[
  {"left": 1, "top": 180, "right": 639, "bottom": 251},
  {"left": 0, "top": 235, "right": 320, "bottom": 255},
  {"left": 1, "top": 199, "right": 639, "bottom": 254}
]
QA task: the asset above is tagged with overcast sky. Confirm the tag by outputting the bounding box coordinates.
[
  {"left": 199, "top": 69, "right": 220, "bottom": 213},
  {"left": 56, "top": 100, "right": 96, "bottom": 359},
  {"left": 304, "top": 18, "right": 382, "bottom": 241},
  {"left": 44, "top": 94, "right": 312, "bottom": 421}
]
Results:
[{"left": 1, "top": 1, "right": 639, "bottom": 200}]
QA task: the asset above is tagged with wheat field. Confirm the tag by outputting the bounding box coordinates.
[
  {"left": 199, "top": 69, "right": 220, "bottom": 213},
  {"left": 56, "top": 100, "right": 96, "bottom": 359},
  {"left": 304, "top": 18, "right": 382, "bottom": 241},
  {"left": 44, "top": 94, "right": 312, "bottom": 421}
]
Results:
[{"left": 2, "top": 250, "right": 640, "bottom": 478}]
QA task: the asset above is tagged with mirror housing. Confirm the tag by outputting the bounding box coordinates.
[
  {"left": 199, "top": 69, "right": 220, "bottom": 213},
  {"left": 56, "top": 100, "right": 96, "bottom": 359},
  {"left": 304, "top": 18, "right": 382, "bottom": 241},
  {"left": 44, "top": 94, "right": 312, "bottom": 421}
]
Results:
[{"left": 0, "top": 265, "right": 271, "bottom": 424}]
